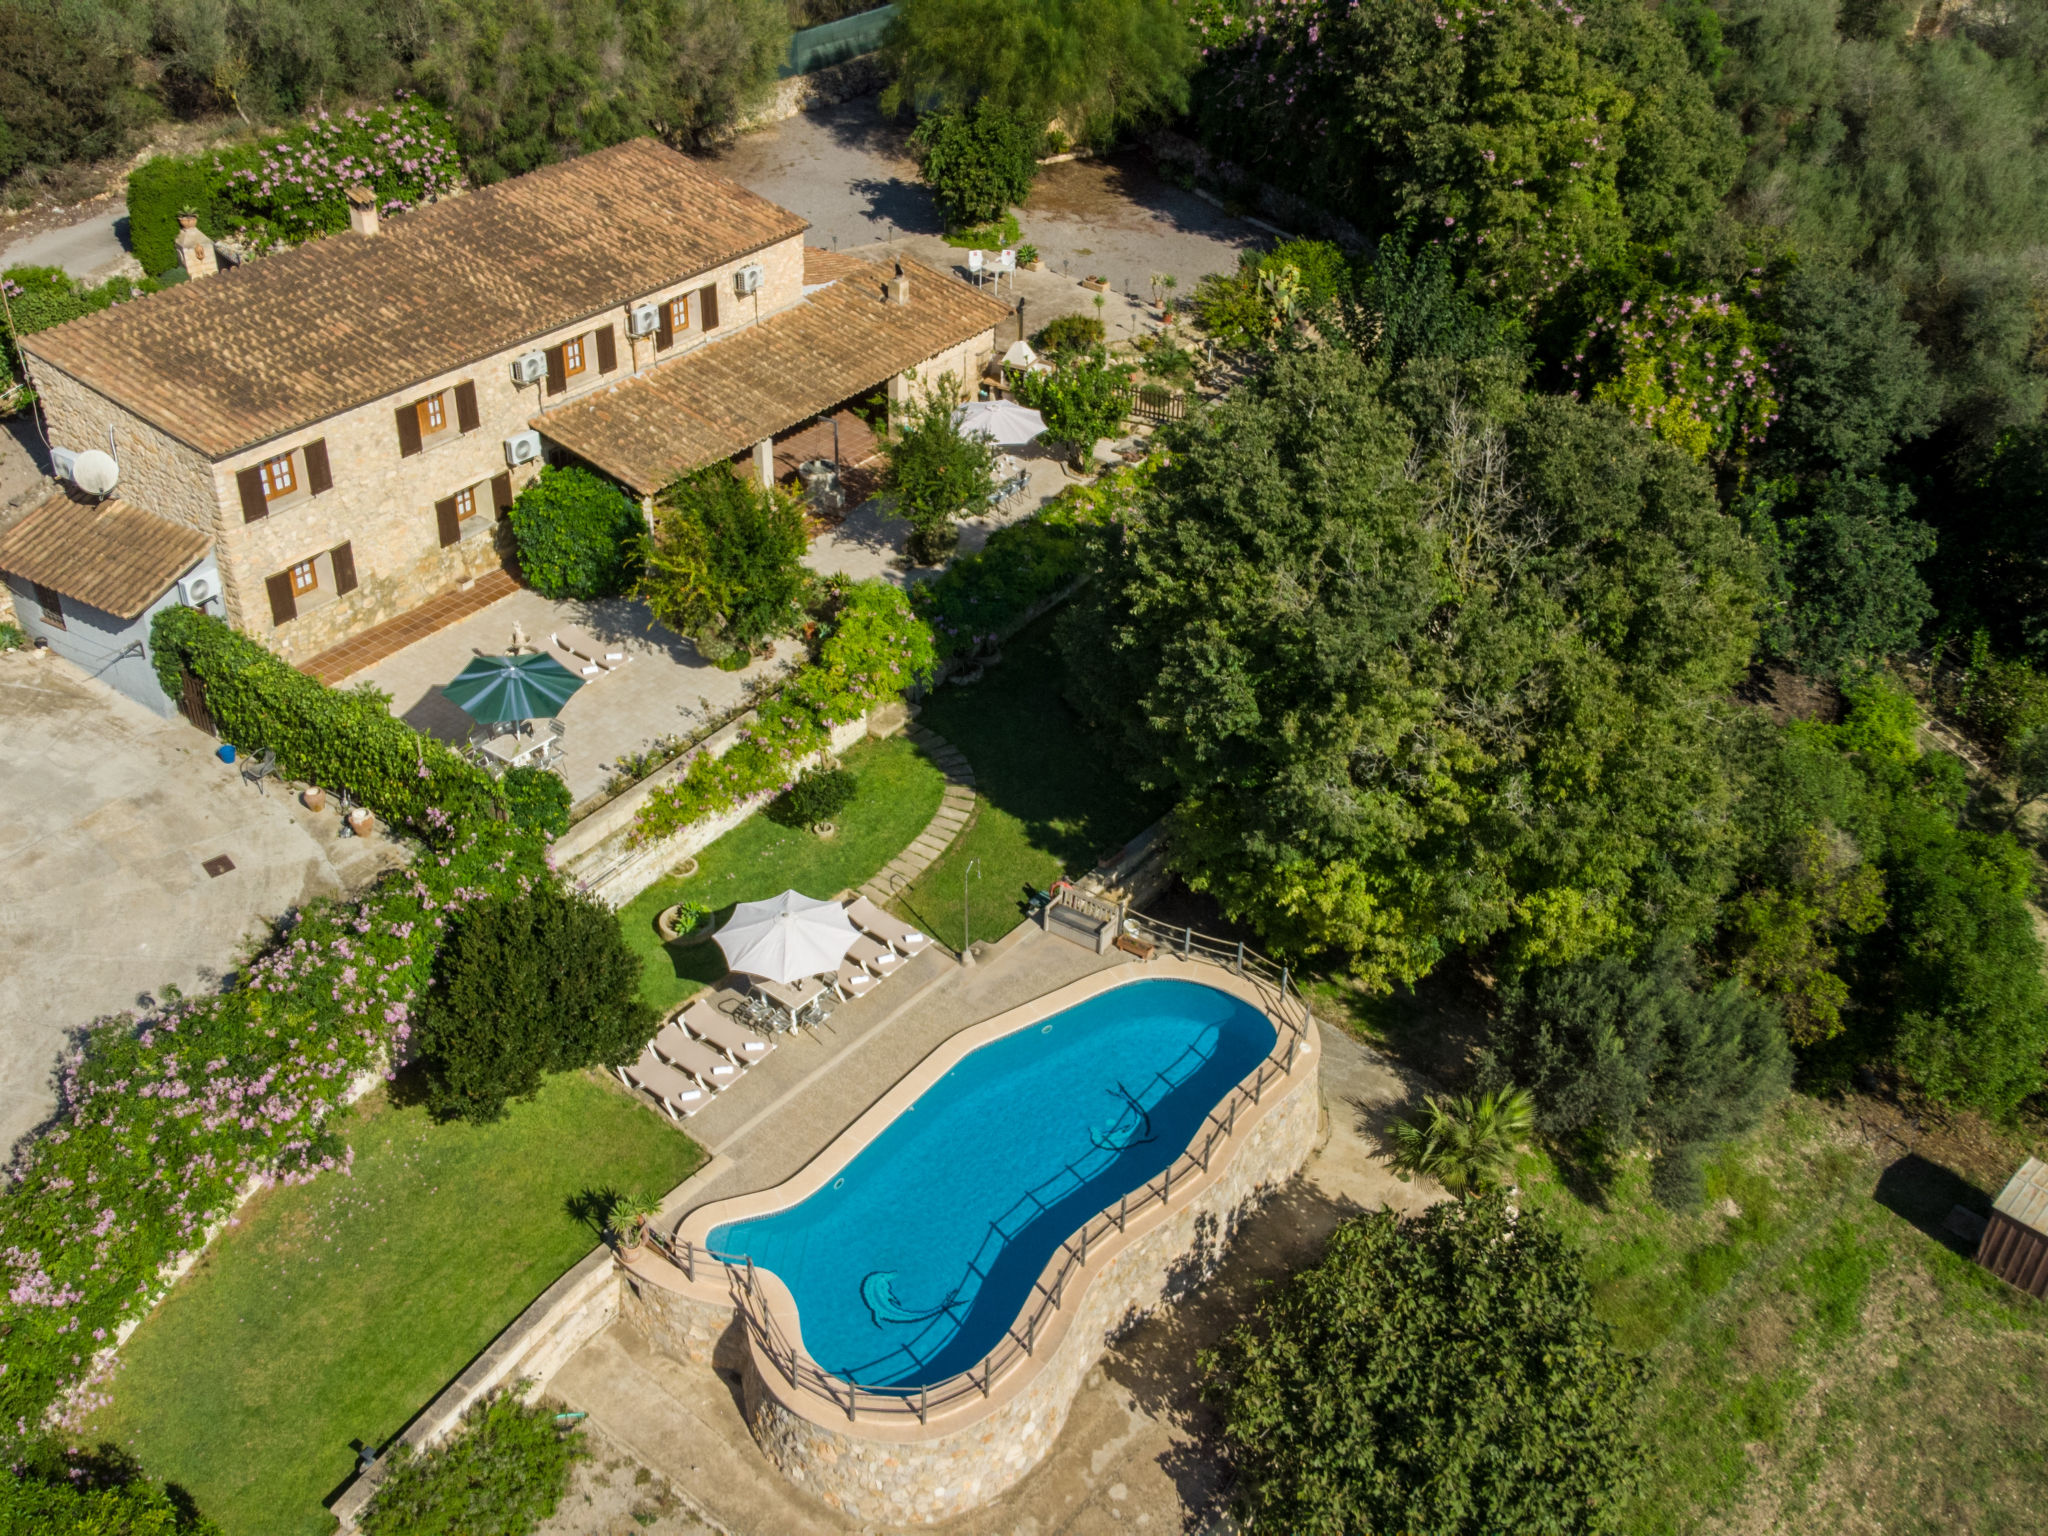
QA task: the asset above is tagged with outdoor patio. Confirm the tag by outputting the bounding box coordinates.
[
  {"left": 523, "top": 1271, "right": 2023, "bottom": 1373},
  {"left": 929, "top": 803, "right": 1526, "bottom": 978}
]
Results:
[{"left": 345, "top": 587, "right": 804, "bottom": 807}]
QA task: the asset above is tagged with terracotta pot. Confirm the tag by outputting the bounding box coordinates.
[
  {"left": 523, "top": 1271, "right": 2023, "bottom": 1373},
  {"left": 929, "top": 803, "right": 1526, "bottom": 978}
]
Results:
[
  {"left": 301, "top": 786, "right": 326, "bottom": 812},
  {"left": 346, "top": 807, "right": 374, "bottom": 837}
]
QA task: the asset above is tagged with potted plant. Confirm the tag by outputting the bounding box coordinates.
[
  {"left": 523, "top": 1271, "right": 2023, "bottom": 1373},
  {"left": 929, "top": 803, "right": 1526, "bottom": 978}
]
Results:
[
  {"left": 656, "top": 899, "right": 714, "bottom": 944},
  {"left": 607, "top": 1190, "right": 663, "bottom": 1258},
  {"left": 346, "top": 805, "right": 374, "bottom": 837},
  {"left": 301, "top": 785, "right": 327, "bottom": 812}
]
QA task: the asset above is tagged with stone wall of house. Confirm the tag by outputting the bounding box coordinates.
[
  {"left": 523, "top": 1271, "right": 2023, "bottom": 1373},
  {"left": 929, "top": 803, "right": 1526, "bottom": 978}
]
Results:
[
  {"left": 735, "top": 1054, "right": 1320, "bottom": 1525},
  {"left": 891, "top": 330, "right": 999, "bottom": 420},
  {"left": 31, "top": 365, "right": 226, "bottom": 546}
]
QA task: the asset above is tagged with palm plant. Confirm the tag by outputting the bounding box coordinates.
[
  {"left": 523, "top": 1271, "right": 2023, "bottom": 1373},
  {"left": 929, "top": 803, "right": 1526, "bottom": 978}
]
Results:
[{"left": 1386, "top": 1086, "right": 1536, "bottom": 1197}]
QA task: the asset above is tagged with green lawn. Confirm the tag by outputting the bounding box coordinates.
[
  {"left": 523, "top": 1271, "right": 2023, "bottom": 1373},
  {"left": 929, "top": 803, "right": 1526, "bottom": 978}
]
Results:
[
  {"left": 894, "top": 614, "right": 1170, "bottom": 950},
  {"left": 1515, "top": 1101, "right": 2048, "bottom": 1534},
  {"left": 86, "top": 1072, "right": 703, "bottom": 1536},
  {"left": 618, "top": 732, "right": 947, "bottom": 1016}
]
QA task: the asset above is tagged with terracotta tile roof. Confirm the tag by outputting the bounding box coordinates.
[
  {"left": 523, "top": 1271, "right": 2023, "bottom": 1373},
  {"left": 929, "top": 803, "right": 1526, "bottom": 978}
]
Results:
[
  {"left": 20, "top": 139, "right": 809, "bottom": 460},
  {"left": 534, "top": 253, "right": 1011, "bottom": 495},
  {"left": 1996, "top": 1158, "right": 2048, "bottom": 1236},
  {"left": 0, "top": 486, "right": 210, "bottom": 619}
]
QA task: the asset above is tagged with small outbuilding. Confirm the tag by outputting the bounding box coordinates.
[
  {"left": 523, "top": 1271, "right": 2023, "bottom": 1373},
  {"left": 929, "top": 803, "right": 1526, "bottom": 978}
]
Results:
[
  {"left": 0, "top": 484, "right": 217, "bottom": 716},
  {"left": 1976, "top": 1156, "right": 2048, "bottom": 1298}
]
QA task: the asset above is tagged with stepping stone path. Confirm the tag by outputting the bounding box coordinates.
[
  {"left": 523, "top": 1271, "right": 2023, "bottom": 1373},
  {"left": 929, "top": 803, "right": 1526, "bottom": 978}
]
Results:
[{"left": 858, "top": 723, "right": 976, "bottom": 908}]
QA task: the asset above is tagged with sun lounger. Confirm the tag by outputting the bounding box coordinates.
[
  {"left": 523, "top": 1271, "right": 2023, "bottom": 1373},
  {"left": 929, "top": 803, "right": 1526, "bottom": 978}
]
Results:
[
  {"left": 653, "top": 1021, "right": 743, "bottom": 1085},
  {"left": 833, "top": 957, "right": 881, "bottom": 1001},
  {"left": 618, "top": 1047, "right": 706, "bottom": 1120},
  {"left": 846, "top": 897, "right": 934, "bottom": 958},
  {"left": 680, "top": 998, "right": 772, "bottom": 1061},
  {"left": 847, "top": 934, "right": 904, "bottom": 977}
]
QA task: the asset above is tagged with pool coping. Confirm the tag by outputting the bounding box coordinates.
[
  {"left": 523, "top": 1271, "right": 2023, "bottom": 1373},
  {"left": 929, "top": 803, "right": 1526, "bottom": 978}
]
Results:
[{"left": 625, "top": 952, "right": 1317, "bottom": 1441}]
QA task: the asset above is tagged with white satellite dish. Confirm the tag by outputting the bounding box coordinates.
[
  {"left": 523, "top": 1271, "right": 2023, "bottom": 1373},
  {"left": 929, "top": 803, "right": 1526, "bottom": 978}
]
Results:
[{"left": 70, "top": 449, "right": 119, "bottom": 496}]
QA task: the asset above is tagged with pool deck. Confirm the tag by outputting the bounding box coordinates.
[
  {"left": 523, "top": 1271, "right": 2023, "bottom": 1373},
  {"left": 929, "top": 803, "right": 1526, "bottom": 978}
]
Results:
[{"left": 548, "top": 920, "right": 1449, "bottom": 1534}]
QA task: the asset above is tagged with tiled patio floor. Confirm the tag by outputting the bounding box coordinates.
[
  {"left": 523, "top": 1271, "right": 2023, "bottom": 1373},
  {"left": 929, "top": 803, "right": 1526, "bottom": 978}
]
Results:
[
  {"left": 299, "top": 569, "right": 520, "bottom": 685},
  {"left": 346, "top": 588, "right": 803, "bottom": 806}
]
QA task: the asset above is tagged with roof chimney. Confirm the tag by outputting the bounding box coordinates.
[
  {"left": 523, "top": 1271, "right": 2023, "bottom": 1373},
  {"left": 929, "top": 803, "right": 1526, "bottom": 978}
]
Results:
[
  {"left": 346, "top": 184, "right": 380, "bottom": 237},
  {"left": 887, "top": 257, "right": 910, "bottom": 307},
  {"left": 174, "top": 213, "right": 217, "bottom": 280}
]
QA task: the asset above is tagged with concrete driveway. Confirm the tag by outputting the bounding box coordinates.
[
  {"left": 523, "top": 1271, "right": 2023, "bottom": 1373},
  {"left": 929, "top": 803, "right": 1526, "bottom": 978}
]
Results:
[
  {"left": 0, "top": 651, "right": 402, "bottom": 1158},
  {"left": 0, "top": 208, "right": 136, "bottom": 281}
]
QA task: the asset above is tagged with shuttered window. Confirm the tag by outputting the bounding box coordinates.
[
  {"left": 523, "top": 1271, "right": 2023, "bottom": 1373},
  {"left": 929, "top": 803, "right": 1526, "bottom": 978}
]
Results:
[
  {"left": 454, "top": 380, "right": 481, "bottom": 433},
  {"left": 595, "top": 325, "right": 617, "bottom": 374},
  {"left": 304, "top": 439, "right": 333, "bottom": 495},
  {"left": 260, "top": 454, "right": 296, "bottom": 499},
  {"left": 33, "top": 583, "right": 64, "bottom": 630},
  {"left": 563, "top": 336, "right": 586, "bottom": 379},
  {"left": 491, "top": 472, "right": 513, "bottom": 519},
  {"left": 454, "top": 485, "right": 478, "bottom": 523}
]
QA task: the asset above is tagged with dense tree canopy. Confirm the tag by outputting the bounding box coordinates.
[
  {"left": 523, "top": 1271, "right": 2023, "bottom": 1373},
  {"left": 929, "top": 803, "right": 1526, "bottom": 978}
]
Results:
[
  {"left": 638, "top": 467, "right": 810, "bottom": 660},
  {"left": 1203, "top": 1197, "right": 1646, "bottom": 1536},
  {"left": 1064, "top": 348, "right": 1761, "bottom": 984}
]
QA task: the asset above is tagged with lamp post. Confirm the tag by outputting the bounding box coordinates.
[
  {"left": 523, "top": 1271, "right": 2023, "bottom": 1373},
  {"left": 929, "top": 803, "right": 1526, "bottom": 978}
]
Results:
[{"left": 961, "top": 857, "right": 982, "bottom": 967}]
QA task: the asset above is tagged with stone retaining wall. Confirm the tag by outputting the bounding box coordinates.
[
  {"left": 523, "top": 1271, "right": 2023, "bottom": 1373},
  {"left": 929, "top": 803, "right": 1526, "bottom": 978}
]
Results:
[{"left": 735, "top": 1044, "right": 1320, "bottom": 1524}]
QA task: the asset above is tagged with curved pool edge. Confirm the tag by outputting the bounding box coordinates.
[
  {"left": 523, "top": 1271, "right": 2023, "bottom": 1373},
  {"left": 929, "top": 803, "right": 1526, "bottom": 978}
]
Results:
[{"left": 616, "top": 955, "right": 1321, "bottom": 1523}]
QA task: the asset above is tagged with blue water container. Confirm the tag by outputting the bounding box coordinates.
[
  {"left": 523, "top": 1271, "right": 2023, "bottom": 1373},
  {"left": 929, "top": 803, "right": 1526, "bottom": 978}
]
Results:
[{"left": 217, "top": 743, "right": 237, "bottom": 764}]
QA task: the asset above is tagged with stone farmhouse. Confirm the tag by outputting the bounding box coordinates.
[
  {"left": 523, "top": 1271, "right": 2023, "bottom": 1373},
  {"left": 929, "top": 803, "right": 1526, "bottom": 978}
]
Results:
[{"left": 4, "top": 138, "right": 1009, "bottom": 709}]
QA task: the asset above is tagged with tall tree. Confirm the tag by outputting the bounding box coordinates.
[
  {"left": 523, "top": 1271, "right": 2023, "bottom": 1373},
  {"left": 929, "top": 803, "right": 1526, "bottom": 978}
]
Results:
[
  {"left": 1748, "top": 474, "right": 1937, "bottom": 677},
  {"left": 1202, "top": 1197, "right": 1646, "bottom": 1536},
  {"left": 1063, "top": 348, "right": 1761, "bottom": 984},
  {"left": 637, "top": 466, "right": 809, "bottom": 662}
]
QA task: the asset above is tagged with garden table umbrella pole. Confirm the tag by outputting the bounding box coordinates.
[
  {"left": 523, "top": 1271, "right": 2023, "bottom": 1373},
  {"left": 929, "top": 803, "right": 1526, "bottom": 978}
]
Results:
[
  {"left": 715, "top": 889, "right": 859, "bottom": 985},
  {"left": 440, "top": 651, "right": 585, "bottom": 726}
]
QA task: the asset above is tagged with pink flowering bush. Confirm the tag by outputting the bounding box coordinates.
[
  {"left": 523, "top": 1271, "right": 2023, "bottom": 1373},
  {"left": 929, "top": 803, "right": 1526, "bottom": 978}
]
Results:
[
  {"left": 1565, "top": 289, "right": 1778, "bottom": 460},
  {"left": 0, "top": 825, "right": 547, "bottom": 1445},
  {"left": 630, "top": 582, "right": 935, "bottom": 846},
  {"left": 208, "top": 99, "right": 462, "bottom": 253}
]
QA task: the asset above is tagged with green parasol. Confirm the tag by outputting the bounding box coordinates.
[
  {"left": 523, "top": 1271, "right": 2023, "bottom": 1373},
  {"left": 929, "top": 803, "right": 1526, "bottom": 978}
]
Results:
[{"left": 441, "top": 652, "right": 584, "bottom": 725}]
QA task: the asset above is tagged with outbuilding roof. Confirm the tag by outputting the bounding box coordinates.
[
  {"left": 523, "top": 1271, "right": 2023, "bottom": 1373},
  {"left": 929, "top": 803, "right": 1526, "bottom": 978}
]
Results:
[
  {"left": 533, "top": 250, "right": 1010, "bottom": 495},
  {"left": 0, "top": 487, "right": 210, "bottom": 619},
  {"left": 1994, "top": 1157, "right": 2048, "bottom": 1236},
  {"left": 19, "top": 138, "right": 808, "bottom": 461}
]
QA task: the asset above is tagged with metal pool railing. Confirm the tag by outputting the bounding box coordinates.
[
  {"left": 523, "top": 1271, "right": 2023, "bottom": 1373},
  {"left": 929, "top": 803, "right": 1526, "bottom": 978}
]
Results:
[{"left": 648, "top": 941, "right": 1315, "bottom": 1426}]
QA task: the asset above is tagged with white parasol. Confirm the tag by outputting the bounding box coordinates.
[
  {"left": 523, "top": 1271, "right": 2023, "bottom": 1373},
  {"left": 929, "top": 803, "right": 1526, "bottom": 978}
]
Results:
[
  {"left": 714, "top": 889, "right": 858, "bottom": 984},
  {"left": 952, "top": 399, "right": 1048, "bottom": 446}
]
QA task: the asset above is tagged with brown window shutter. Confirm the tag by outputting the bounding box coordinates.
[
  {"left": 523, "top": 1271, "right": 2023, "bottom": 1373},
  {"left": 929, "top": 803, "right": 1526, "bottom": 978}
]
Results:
[
  {"left": 545, "top": 345, "right": 567, "bottom": 396},
  {"left": 595, "top": 325, "right": 617, "bottom": 374},
  {"left": 435, "top": 495, "right": 461, "bottom": 547},
  {"left": 266, "top": 570, "right": 297, "bottom": 626},
  {"left": 331, "top": 542, "right": 358, "bottom": 594},
  {"left": 700, "top": 284, "right": 719, "bottom": 331},
  {"left": 304, "top": 438, "right": 333, "bottom": 495},
  {"left": 491, "top": 472, "right": 514, "bottom": 518},
  {"left": 33, "top": 583, "right": 65, "bottom": 630},
  {"left": 396, "top": 403, "right": 423, "bottom": 457},
  {"left": 237, "top": 466, "right": 268, "bottom": 522},
  {"left": 454, "top": 380, "right": 480, "bottom": 433},
  {"left": 655, "top": 301, "right": 673, "bottom": 350}
]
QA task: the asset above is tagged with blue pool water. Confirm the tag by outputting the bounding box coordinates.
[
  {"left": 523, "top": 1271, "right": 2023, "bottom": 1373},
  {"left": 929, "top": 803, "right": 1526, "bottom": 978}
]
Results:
[{"left": 708, "top": 978, "right": 1277, "bottom": 1390}]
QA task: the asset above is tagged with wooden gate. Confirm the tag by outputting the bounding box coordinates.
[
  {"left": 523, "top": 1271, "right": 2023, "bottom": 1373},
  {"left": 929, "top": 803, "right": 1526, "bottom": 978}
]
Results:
[{"left": 177, "top": 665, "right": 215, "bottom": 736}]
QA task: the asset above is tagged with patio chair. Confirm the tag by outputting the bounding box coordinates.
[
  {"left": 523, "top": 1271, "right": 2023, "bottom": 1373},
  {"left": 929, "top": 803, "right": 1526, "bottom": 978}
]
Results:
[
  {"left": 618, "top": 1047, "right": 706, "bottom": 1120},
  {"left": 679, "top": 999, "right": 772, "bottom": 1062},
  {"left": 831, "top": 957, "right": 881, "bottom": 1001},
  {"left": 727, "top": 990, "right": 789, "bottom": 1036},
  {"left": 651, "top": 1021, "right": 743, "bottom": 1087},
  {"left": 845, "top": 897, "right": 935, "bottom": 959},
  {"left": 239, "top": 747, "right": 279, "bottom": 795},
  {"left": 755, "top": 974, "right": 827, "bottom": 1030},
  {"left": 847, "top": 934, "right": 904, "bottom": 978}
]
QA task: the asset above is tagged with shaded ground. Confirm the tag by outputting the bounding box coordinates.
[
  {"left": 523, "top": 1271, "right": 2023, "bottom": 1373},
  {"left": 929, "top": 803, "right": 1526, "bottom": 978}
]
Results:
[
  {"left": 534, "top": 1421, "right": 715, "bottom": 1536},
  {"left": 86, "top": 1074, "right": 704, "bottom": 1536},
  {"left": 0, "top": 650, "right": 403, "bottom": 1157}
]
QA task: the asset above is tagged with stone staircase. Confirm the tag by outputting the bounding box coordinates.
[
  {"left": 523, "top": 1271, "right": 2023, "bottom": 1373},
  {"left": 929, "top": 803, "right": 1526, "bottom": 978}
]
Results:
[{"left": 857, "top": 723, "right": 976, "bottom": 909}]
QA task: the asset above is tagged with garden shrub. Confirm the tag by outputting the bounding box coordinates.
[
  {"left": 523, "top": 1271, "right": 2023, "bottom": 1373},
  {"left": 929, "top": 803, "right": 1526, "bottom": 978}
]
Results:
[
  {"left": 413, "top": 885, "right": 654, "bottom": 1123},
  {"left": 3, "top": 267, "right": 158, "bottom": 388},
  {"left": 151, "top": 607, "right": 502, "bottom": 840},
  {"left": 908, "top": 475, "right": 1129, "bottom": 656},
  {"left": 768, "top": 764, "right": 857, "bottom": 827},
  {"left": 1009, "top": 352, "right": 1133, "bottom": 456},
  {"left": 0, "top": 823, "right": 547, "bottom": 1448},
  {"left": 128, "top": 101, "right": 462, "bottom": 276},
  {"left": 507, "top": 466, "right": 645, "bottom": 600},
  {"left": 637, "top": 466, "right": 809, "bottom": 657},
  {"left": 631, "top": 581, "right": 935, "bottom": 845},
  {"left": 502, "top": 765, "right": 572, "bottom": 838},
  {"left": 359, "top": 1390, "right": 585, "bottom": 1536},
  {"left": 882, "top": 376, "right": 996, "bottom": 563},
  {"left": 0, "top": 1441, "right": 219, "bottom": 1535},
  {"left": 0, "top": 621, "right": 23, "bottom": 652},
  {"left": 909, "top": 101, "right": 1042, "bottom": 229},
  {"left": 1034, "top": 313, "right": 1105, "bottom": 355},
  {"left": 1954, "top": 631, "right": 2048, "bottom": 769}
]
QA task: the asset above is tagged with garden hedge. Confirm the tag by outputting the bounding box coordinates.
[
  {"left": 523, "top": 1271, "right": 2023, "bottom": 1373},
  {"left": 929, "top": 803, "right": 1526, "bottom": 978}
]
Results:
[
  {"left": 151, "top": 607, "right": 502, "bottom": 838},
  {"left": 508, "top": 466, "right": 646, "bottom": 600},
  {"left": 126, "top": 155, "right": 223, "bottom": 277}
]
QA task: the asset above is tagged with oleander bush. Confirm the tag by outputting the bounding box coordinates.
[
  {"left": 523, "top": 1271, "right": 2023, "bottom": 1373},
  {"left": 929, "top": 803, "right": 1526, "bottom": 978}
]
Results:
[
  {"left": 127, "top": 100, "right": 463, "bottom": 274},
  {"left": 150, "top": 607, "right": 502, "bottom": 841},
  {"left": 359, "top": 1390, "right": 585, "bottom": 1536},
  {"left": 507, "top": 466, "right": 646, "bottom": 600},
  {"left": 767, "top": 764, "right": 858, "bottom": 828},
  {"left": 0, "top": 823, "right": 547, "bottom": 1449},
  {"left": 630, "top": 581, "right": 935, "bottom": 845}
]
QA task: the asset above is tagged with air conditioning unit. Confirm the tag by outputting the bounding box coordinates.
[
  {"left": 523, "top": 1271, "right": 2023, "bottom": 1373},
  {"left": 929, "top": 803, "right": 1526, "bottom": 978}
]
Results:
[
  {"left": 509, "top": 350, "right": 547, "bottom": 386},
  {"left": 733, "top": 263, "right": 765, "bottom": 297},
  {"left": 627, "top": 302, "right": 659, "bottom": 337},
  {"left": 504, "top": 430, "right": 543, "bottom": 467},
  {"left": 174, "top": 571, "right": 218, "bottom": 609}
]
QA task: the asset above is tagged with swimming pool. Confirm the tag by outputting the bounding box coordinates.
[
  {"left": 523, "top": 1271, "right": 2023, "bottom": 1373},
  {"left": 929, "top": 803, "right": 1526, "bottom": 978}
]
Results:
[{"left": 708, "top": 977, "right": 1278, "bottom": 1390}]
